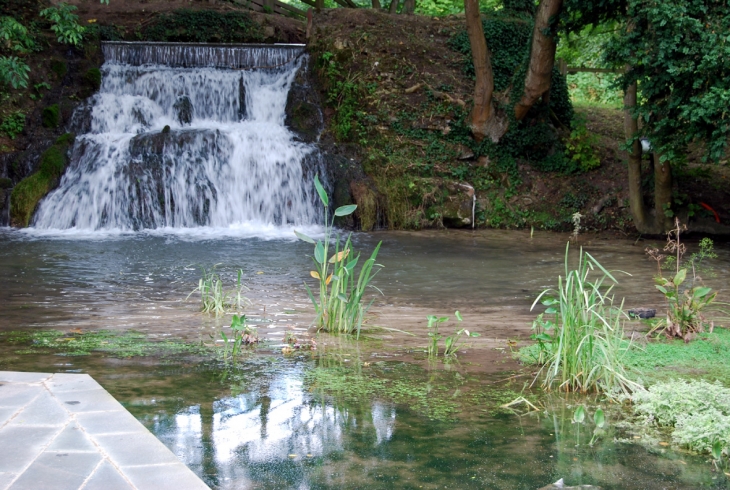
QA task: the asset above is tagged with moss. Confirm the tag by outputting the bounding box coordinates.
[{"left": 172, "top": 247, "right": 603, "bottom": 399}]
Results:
[
  {"left": 0, "top": 177, "right": 12, "bottom": 189},
  {"left": 84, "top": 67, "right": 102, "bottom": 90},
  {"left": 10, "top": 172, "right": 52, "bottom": 227},
  {"left": 39, "top": 146, "right": 65, "bottom": 178},
  {"left": 50, "top": 59, "right": 67, "bottom": 79},
  {"left": 54, "top": 132, "right": 75, "bottom": 146},
  {"left": 41, "top": 104, "right": 60, "bottom": 129}
]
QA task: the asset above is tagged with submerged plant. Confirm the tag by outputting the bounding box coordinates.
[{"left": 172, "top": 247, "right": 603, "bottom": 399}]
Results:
[
  {"left": 188, "top": 267, "right": 249, "bottom": 316},
  {"left": 295, "top": 175, "right": 383, "bottom": 337},
  {"left": 646, "top": 220, "right": 718, "bottom": 341},
  {"left": 530, "top": 243, "right": 641, "bottom": 396}
]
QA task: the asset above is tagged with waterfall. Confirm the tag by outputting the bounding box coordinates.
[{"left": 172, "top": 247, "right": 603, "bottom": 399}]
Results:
[{"left": 31, "top": 42, "right": 323, "bottom": 233}]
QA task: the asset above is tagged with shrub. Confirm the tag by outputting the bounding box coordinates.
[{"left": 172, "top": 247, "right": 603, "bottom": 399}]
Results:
[
  {"left": 0, "top": 16, "right": 35, "bottom": 53},
  {"left": 0, "top": 110, "right": 24, "bottom": 139},
  {"left": 143, "top": 10, "right": 263, "bottom": 43},
  {"left": 42, "top": 104, "right": 60, "bottom": 128},
  {"left": 0, "top": 55, "right": 30, "bottom": 89},
  {"left": 40, "top": 3, "right": 86, "bottom": 47}
]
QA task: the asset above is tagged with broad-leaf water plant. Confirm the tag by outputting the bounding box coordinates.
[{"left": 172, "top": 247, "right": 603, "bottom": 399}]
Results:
[
  {"left": 426, "top": 311, "right": 480, "bottom": 360},
  {"left": 295, "top": 175, "right": 383, "bottom": 337}
]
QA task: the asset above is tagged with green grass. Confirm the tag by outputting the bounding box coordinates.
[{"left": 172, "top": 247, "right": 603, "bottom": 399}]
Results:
[{"left": 624, "top": 328, "right": 730, "bottom": 384}]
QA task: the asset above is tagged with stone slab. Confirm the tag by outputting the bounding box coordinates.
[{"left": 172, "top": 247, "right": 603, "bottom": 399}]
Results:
[{"left": 0, "top": 372, "right": 209, "bottom": 489}]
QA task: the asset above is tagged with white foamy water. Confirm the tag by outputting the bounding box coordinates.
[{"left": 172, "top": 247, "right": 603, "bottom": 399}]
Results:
[{"left": 31, "top": 43, "right": 322, "bottom": 235}]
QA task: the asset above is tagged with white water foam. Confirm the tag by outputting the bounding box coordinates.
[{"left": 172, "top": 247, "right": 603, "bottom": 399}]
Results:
[{"left": 31, "top": 45, "right": 322, "bottom": 237}]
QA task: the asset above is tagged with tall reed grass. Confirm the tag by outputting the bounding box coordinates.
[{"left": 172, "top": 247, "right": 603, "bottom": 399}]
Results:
[{"left": 531, "top": 243, "right": 642, "bottom": 396}]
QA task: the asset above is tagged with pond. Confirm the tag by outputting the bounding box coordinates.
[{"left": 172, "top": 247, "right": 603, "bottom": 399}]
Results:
[{"left": 1, "top": 228, "right": 729, "bottom": 489}]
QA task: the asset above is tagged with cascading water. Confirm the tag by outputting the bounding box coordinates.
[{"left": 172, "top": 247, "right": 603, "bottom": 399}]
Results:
[{"left": 32, "top": 42, "right": 323, "bottom": 233}]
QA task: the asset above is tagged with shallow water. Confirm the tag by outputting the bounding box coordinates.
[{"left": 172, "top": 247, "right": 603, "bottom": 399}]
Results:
[{"left": 1, "top": 228, "right": 730, "bottom": 489}]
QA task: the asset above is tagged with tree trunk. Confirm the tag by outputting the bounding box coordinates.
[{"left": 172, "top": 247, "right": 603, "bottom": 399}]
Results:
[
  {"left": 371, "top": 0, "right": 381, "bottom": 8},
  {"left": 623, "top": 81, "right": 653, "bottom": 233},
  {"left": 513, "top": 0, "right": 563, "bottom": 121},
  {"left": 654, "top": 153, "right": 673, "bottom": 232},
  {"left": 389, "top": 0, "right": 399, "bottom": 13},
  {"left": 464, "top": 0, "right": 506, "bottom": 142},
  {"left": 402, "top": 0, "right": 415, "bottom": 14}
]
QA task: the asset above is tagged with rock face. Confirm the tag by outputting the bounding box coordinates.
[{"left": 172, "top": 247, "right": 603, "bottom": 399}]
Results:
[
  {"left": 285, "top": 56, "right": 323, "bottom": 143},
  {"left": 173, "top": 96, "right": 194, "bottom": 125},
  {"left": 441, "top": 182, "right": 475, "bottom": 228}
]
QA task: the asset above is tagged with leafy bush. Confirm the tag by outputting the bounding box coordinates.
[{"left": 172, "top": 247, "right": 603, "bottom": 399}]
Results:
[
  {"left": 0, "top": 55, "right": 30, "bottom": 89},
  {"left": 530, "top": 243, "right": 641, "bottom": 395},
  {"left": 630, "top": 379, "right": 730, "bottom": 459},
  {"left": 565, "top": 117, "right": 600, "bottom": 172},
  {"left": 0, "top": 110, "right": 24, "bottom": 139},
  {"left": 40, "top": 3, "right": 86, "bottom": 47},
  {"left": 0, "top": 16, "right": 35, "bottom": 53}
]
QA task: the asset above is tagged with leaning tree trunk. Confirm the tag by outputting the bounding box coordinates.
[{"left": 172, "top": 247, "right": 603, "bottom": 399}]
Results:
[
  {"left": 389, "top": 0, "right": 399, "bottom": 13},
  {"left": 402, "top": 0, "right": 415, "bottom": 14},
  {"left": 513, "top": 0, "right": 563, "bottom": 121},
  {"left": 654, "top": 153, "right": 673, "bottom": 232},
  {"left": 371, "top": 0, "right": 381, "bottom": 8},
  {"left": 623, "top": 81, "right": 653, "bottom": 233}
]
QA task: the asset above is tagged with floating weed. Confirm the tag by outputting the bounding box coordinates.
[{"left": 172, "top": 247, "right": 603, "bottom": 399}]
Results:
[{"left": 1, "top": 329, "right": 212, "bottom": 358}]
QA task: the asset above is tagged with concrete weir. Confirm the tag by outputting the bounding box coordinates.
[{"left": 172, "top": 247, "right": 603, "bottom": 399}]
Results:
[{"left": 0, "top": 371, "right": 209, "bottom": 490}]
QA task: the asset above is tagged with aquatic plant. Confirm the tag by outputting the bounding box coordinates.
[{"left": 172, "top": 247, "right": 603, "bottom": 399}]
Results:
[
  {"left": 530, "top": 243, "right": 641, "bottom": 396},
  {"left": 221, "top": 314, "right": 258, "bottom": 359},
  {"left": 426, "top": 311, "right": 480, "bottom": 360},
  {"left": 188, "top": 267, "right": 249, "bottom": 316},
  {"left": 295, "top": 175, "right": 383, "bottom": 337},
  {"left": 629, "top": 379, "right": 730, "bottom": 462},
  {"left": 646, "top": 220, "right": 718, "bottom": 341}
]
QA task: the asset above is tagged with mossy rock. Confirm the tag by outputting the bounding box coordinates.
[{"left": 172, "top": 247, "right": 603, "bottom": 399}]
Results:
[
  {"left": 10, "top": 172, "right": 52, "bottom": 227},
  {"left": 42, "top": 104, "right": 60, "bottom": 129},
  {"left": 50, "top": 60, "right": 67, "bottom": 79},
  {"left": 85, "top": 68, "right": 102, "bottom": 91},
  {"left": 54, "top": 132, "right": 75, "bottom": 146},
  {"left": 39, "top": 146, "right": 65, "bottom": 178}
]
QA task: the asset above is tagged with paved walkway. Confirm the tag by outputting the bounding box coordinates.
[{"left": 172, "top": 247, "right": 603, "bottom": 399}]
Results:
[{"left": 0, "top": 371, "right": 209, "bottom": 490}]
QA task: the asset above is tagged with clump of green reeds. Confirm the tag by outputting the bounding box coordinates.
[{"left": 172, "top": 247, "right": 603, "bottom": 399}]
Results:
[
  {"left": 295, "top": 175, "right": 383, "bottom": 338},
  {"left": 188, "top": 266, "right": 249, "bottom": 316},
  {"left": 530, "top": 243, "right": 642, "bottom": 396}
]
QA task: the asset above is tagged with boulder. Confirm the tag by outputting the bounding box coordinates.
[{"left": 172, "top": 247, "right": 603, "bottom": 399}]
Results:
[{"left": 285, "top": 56, "right": 323, "bottom": 143}]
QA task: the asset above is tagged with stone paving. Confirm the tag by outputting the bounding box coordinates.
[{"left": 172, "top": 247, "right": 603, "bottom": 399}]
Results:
[{"left": 0, "top": 371, "right": 209, "bottom": 490}]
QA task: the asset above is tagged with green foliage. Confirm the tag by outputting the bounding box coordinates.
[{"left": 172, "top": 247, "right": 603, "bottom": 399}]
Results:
[
  {"left": 630, "top": 380, "right": 730, "bottom": 461},
  {"left": 295, "top": 175, "right": 383, "bottom": 337},
  {"left": 566, "top": 72, "right": 622, "bottom": 107},
  {"left": 41, "top": 104, "right": 60, "bottom": 128},
  {"left": 40, "top": 3, "right": 86, "bottom": 47},
  {"left": 188, "top": 267, "right": 249, "bottom": 317},
  {"left": 426, "top": 311, "right": 480, "bottom": 360},
  {"left": 318, "top": 51, "right": 366, "bottom": 141},
  {"left": 85, "top": 67, "right": 101, "bottom": 90},
  {"left": 0, "top": 55, "right": 30, "bottom": 89},
  {"left": 646, "top": 222, "right": 718, "bottom": 340},
  {"left": 143, "top": 10, "right": 263, "bottom": 43},
  {"left": 0, "top": 16, "right": 35, "bottom": 53},
  {"left": 565, "top": 116, "right": 600, "bottom": 172},
  {"left": 221, "top": 314, "right": 258, "bottom": 359},
  {"left": 39, "top": 145, "right": 65, "bottom": 177},
  {"left": 530, "top": 243, "right": 641, "bottom": 396},
  {"left": 604, "top": 0, "right": 730, "bottom": 164},
  {"left": 0, "top": 110, "right": 24, "bottom": 139}
]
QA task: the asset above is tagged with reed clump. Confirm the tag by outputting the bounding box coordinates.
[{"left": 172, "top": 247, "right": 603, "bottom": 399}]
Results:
[{"left": 530, "top": 243, "right": 642, "bottom": 396}]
